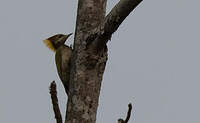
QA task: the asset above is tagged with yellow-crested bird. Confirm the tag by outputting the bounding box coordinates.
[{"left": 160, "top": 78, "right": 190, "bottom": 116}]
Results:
[{"left": 43, "top": 33, "right": 72, "bottom": 95}]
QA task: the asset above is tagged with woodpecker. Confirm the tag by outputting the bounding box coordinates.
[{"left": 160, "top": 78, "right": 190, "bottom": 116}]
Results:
[{"left": 43, "top": 33, "right": 73, "bottom": 95}]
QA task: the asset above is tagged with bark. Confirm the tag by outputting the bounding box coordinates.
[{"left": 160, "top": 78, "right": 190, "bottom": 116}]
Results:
[
  {"left": 49, "top": 81, "right": 62, "bottom": 123},
  {"left": 93, "top": 0, "right": 143, "bottom": 49},
  {"left": 65, "top": 1, "right": 107, "bottom": 123},
  {"left": 65, "top": 0, "right": 142, "bottom": 123}
]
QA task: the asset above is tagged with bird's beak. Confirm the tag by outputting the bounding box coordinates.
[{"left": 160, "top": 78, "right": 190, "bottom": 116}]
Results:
[
  {"left": 61, "top": 33, "right": 73, "bottom": 44},
  {"left": 67, "top": 33, "right": 73, "bottom": 37},
  {"left": 65, "top": 33, "right": 73, "bottom": 40}
]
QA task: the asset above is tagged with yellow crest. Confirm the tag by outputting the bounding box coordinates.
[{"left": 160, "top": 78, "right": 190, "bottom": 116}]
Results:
[{"left": 43, "top": 39, "right": 56, "bottom": 52}]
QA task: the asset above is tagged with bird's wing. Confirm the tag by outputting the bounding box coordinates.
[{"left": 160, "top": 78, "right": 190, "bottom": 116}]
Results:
[
  {"left": 55, "top": 49, "right": 63, "bottom": 82},
  {"left": 55, "top": 45, "right": 72, "bottom": 93}
]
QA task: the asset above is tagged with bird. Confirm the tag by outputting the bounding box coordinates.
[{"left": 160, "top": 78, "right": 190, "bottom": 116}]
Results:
[{"left": 43, "top": 33, "right": 73, "bottom": 95}]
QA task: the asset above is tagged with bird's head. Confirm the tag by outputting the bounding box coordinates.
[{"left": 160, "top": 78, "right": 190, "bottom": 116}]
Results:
[{"left": 43, "top": 33, "right": 72, "bottom": 52}]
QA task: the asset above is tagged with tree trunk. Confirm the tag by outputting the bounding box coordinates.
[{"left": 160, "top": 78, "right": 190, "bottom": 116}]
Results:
[
  {"left": 65, "top": 0, "right": 107, "bottom": 123},
  {"left": 65, "top": 0, "right": 142, "bottom": 123}
]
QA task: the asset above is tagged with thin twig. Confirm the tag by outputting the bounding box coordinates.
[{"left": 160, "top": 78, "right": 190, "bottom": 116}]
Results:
[
  {"left": 118, "top": 103, "right": 133, "bottom": 123},
  {"left": 49, "top": 81, "right": 62, "bottom": 123}
]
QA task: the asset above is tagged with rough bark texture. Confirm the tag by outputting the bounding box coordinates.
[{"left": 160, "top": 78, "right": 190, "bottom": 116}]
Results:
[
  {"left": 91, "top": 0, "right": 143, "bottom": 49},
  {"left": 65, "top": 0, "right": 142, "bottom": 123},
  {"left": 65, "top": 0, "right": 107, "bottom": 123},
  {"left": 50, "top": 81, "right": 62, "bottom": 123}
]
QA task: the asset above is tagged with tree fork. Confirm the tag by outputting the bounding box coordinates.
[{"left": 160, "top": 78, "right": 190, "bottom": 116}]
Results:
[{"left": 65, "top": 0, "right": 142, "bottom": 123}]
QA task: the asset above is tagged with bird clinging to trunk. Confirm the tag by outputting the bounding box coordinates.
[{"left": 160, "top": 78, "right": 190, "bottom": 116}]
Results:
[{"left": 43, "top": 33, "right": 73, "bottom": 95}]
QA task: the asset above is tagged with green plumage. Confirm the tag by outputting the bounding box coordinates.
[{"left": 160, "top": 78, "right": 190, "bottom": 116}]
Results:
[
  {"left": 55, "top": 45, "right": 72, "bottom": 94},
  {"left": 43, "top": 33, "right": 72, "bottom": 95}
]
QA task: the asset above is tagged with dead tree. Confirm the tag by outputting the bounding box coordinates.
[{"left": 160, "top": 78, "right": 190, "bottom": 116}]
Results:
[{"left": 49, "top": 0, "right": 143, "bottom": 123}]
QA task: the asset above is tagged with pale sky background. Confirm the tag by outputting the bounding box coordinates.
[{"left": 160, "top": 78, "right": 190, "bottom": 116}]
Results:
[{"left": 1, "top": 0, "right": 200, "bottom": 123}]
